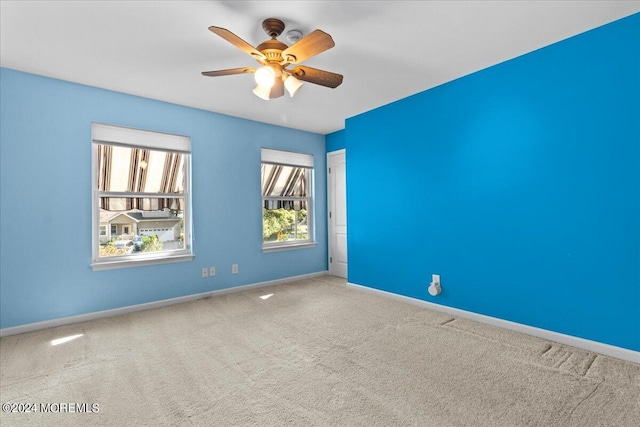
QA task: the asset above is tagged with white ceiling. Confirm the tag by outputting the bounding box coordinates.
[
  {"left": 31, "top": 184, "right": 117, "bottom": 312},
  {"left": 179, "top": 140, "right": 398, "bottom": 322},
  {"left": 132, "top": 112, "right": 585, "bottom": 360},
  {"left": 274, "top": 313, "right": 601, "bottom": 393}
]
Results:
[{"left": 1, "top": 1, "right": 639, "bottom": 135}]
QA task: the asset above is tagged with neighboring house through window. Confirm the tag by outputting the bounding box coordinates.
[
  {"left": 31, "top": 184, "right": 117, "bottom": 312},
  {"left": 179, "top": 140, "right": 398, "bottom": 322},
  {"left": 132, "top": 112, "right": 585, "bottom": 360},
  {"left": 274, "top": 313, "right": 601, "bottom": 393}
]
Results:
[
  {"left": 91, "top": 123, "right": 193, "bottom": 270},
  {"left": 261, "top": 148, "right": 315, "bottom": 251}
]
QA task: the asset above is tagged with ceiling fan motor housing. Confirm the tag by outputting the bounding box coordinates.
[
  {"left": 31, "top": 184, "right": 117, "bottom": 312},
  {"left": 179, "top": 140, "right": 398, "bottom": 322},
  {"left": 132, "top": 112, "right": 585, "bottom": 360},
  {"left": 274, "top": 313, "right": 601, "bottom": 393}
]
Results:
[
  {"left": 262, "top": 18, "right": 285, "bottom": 38},
  {"left": 256, "top": 39, "right": 288, "bottom": 63}
]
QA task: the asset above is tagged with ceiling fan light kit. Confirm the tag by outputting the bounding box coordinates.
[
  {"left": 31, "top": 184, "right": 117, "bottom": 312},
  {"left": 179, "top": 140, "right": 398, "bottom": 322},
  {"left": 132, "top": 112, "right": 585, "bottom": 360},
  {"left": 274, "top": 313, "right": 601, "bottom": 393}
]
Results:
[
  {"left": 284, "top": 75, "right": 303, "bottom": 97},
  {"left": 202, "top": 18, "right": 343, "bottom": 100}
]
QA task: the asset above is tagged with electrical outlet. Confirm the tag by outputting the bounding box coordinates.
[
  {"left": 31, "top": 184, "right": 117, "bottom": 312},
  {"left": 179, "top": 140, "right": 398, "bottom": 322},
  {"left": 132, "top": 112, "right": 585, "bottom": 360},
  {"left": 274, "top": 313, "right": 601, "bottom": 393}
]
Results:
[
  {"left": 202, "top": 268, "right": 208, "bottom": 278},
  {"left": 232, "top": 264, "right": 238, "bottom": 274},
  {"left": 209, "top": 266, "right": 216, "bottom": 277}
]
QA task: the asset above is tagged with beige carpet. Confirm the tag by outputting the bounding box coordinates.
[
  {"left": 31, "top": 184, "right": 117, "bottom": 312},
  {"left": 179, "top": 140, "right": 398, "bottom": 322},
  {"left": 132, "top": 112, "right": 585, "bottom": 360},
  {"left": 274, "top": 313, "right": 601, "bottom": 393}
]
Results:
[{"left": 1, "top": 275, "right": 638, "bottom": 426}]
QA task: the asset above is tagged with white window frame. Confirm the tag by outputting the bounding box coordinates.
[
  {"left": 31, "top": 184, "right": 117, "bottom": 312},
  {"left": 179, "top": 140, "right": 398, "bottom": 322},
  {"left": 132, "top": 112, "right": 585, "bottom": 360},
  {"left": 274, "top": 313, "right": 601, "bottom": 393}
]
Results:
[
  {"left": 91, "top": 123, "right": 194, "bottom": 270},
  {"left": 261, "top": 148, "right": 316, "bottom": 252}
]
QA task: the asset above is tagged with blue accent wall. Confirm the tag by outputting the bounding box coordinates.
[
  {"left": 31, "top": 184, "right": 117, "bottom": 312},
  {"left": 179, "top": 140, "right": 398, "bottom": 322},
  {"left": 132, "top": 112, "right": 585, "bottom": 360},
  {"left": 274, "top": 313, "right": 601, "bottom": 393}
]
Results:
[
  {"left": 0, "top": 68, "right": 327, "bottom": 329},
  {"left": 326, "top": 130, "right": 346, "bottom": 152},
  {"left": 345, "top": 14, "right": 640, "bottom": 351}
]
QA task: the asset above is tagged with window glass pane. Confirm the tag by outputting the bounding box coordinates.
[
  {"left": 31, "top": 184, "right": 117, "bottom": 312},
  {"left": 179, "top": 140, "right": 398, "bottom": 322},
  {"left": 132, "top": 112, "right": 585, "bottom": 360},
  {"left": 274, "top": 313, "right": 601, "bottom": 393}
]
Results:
[
  {"left": 97, "top": 144, "right": 184, "bottom": 194},
  {"left": 263, "top": 208, "right": 308, "bottom": 243},
  {"left": 261, "top": 164, "right": 308, "bottom": 197},
  {"left": 99, "top": 206, "right": 185, "bottom": 258}
]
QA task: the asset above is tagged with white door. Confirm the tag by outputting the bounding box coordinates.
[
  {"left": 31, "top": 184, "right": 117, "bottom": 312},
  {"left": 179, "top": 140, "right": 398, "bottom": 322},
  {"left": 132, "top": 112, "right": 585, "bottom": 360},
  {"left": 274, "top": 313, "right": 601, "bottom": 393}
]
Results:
[{"left": 328, "top": 150, "right": 347, "bottom": 278}]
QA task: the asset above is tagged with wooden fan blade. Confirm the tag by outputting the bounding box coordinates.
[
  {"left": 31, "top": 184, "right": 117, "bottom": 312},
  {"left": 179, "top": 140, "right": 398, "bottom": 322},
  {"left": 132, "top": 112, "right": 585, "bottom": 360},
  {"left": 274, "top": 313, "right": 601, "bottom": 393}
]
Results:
[
  {"left": 290, "top": 66, "right": 343, "bottom": 88},
  {"left": 281, "top": 30, "right": 335, "bottom": 64},
  {"left": 201, "top": 67, "right": 255, "bottom": 77},
  {"left": 208, "top": 26, "right": 266, "bottom": 61}
]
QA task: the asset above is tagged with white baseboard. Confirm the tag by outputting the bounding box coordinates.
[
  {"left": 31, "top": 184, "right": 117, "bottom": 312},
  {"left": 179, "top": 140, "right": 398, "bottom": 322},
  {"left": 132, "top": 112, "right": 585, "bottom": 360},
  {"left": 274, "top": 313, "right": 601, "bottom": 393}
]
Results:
[
  {"left": 347, "top": 282, "right": 640, "bottom": 364},
  {"left": 0, "top": 271, "right": 329, "bottom": 337}
]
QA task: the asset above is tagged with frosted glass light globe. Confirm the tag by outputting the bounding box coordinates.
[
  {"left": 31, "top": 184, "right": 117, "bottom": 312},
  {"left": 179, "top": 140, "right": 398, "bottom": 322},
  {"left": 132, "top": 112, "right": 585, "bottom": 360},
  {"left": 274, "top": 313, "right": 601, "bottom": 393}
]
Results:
[
  {"left": 284, "top": 75, "right": 303, "bottom": 97},
  {"left": 254, "top": 67, "right": 275, "bottom": 88}
]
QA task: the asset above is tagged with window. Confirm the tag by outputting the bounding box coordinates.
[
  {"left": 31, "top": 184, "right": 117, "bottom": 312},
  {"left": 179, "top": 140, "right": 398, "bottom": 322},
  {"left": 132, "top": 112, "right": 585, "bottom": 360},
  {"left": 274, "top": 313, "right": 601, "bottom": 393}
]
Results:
[
  {"left": 261, "top": 148, "right": 315, "bottom": 251},
  {"left": 91, "top": 123, "right": 193, "bottom": 270}
]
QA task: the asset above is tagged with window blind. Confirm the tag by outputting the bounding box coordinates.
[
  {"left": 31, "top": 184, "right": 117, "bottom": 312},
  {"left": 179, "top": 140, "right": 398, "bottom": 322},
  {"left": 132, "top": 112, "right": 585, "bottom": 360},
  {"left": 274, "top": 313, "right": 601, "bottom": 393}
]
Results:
[
  {"left": 92, "top": 122, "right": 191, "bottom": 154},
  {"left": 261, "top": 148, "right": 313, "bottom": 168}
]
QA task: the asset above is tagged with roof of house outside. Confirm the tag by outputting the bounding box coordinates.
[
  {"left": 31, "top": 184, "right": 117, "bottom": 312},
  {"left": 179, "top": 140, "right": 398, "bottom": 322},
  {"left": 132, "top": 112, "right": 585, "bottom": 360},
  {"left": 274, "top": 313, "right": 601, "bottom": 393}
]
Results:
[
  {"left": 127, "top": 212, "right": 180, "bottom": 222},
  {"left": 99, "top": 210, "right": 140, "bottom": 224}
]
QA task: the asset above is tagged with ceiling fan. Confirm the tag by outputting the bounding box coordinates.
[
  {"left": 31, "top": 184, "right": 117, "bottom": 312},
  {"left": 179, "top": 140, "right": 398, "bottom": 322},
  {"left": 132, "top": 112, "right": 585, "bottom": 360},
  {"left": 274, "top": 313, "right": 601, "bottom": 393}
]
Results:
[{"left": 202, "top": 18, "right": 343, "bottom": 100}]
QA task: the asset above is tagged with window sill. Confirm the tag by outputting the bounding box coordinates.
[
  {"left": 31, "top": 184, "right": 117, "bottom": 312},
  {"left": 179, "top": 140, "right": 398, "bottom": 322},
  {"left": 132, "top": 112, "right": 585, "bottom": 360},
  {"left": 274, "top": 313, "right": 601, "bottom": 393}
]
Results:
[
  {"left": 91, "top": 253, "right": 194, "bottom": 271},
  {"left": 262, "top": 242, "right": 317, "bottom": 253}
]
